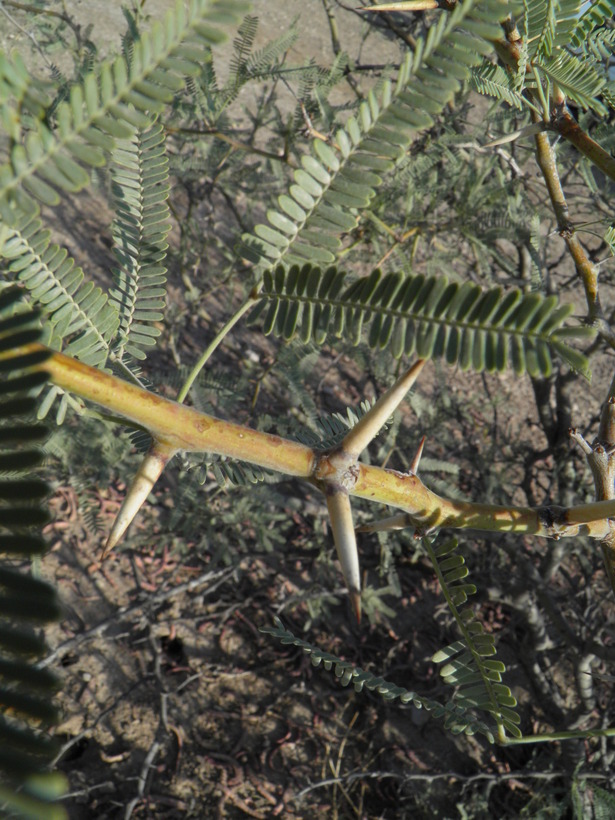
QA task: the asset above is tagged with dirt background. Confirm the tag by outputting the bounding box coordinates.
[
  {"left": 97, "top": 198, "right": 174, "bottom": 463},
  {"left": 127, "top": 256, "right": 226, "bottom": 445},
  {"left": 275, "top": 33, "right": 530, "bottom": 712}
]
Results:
[{"left": 2, "top": 1, "right": 615, "bottom": 818}]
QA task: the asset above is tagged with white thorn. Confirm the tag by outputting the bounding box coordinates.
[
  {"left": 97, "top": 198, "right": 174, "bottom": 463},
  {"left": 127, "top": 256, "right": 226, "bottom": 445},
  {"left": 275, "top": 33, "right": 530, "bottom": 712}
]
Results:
[
  {"left": 102, "top": 442, "right": 176, "bottom": 559},
  {"left": 341, "top": 360, "right": 426, "bottom": 459},
  {"left": 326, "top": 489, "right": 361, "bottom": 621}
]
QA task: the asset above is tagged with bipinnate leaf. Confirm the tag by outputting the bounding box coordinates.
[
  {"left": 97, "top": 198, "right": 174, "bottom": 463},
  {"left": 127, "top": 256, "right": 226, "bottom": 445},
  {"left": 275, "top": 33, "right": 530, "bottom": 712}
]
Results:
[
  {"left": 426, "top": 537, "right": 521, "bottom": 740},
  {"left": 261, "top": 617, "right": 498, "bottom": 742},
  {"left": 242, "top": 0, "right": 512, "bottom": 272},
  {"left": 0, "top": 210, "right": 119, "bottom": 370},
  {"left": 249, "top": 264, "right": 593, "bottom": 378},
  {"left": 109, "top": 122, "right": 171, "bottom": 361},
  {"left": 0, "top": 0, "right": 249, "bottom": 215}
]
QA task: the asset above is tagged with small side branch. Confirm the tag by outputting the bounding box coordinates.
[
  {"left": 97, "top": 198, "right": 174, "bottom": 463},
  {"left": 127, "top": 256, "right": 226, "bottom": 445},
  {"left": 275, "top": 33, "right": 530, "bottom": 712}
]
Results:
[
  {"left": 533, "top": 127, "right": 615, "bottom": 345},
  {"left": 550, "top": 106, "right": 615, "bottom": 185}
]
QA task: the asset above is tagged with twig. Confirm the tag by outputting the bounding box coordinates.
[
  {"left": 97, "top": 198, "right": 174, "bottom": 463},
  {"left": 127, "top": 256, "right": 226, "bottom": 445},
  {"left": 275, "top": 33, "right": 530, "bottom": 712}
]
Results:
[
  {"left": 176, "top": 292, "right": 262, "bottom": 404},
  {"left": 533, "top": 125, "right": 615, "bottom": 347},
  {"left": 17, "top": 343, "right": 615, "bottom": 545},
  {"left": 38, "top": 566, "right": 238, "bottom": 668},
  {"left": 0, "top": 0, "right": 51, "bottom": 66},
  {"left": 165, "top": 125, "right": 292, "bottom": 165},
  {"left": 550, "top": 105, "right": 615, "bottom": 185},
  {"left": 347, "top": 0, "right": 417, "bottom": 49},
  {"left": 321, "top": 0, "right": 362, "bottom": 98},
  {"left": 124, "top": 739, "right": 161, "bottom": 820},
  {"left": 294, "top": 768, "right": 612, "bottom": 799},
  {"left": 330, "top": 711, "right": 360, "bottom": 816},
  {"left": 2, "top": 0, "right": 79, "bottom": 30},
  {"left": 53, "top": 675, "right": 156, "bottom": 766}
]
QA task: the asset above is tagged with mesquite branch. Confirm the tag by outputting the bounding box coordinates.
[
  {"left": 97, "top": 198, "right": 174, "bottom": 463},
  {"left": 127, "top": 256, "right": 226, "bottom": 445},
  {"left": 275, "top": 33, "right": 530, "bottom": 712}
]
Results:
[{"left": 6, "top": 342, "right": 615, "bottom": 617}]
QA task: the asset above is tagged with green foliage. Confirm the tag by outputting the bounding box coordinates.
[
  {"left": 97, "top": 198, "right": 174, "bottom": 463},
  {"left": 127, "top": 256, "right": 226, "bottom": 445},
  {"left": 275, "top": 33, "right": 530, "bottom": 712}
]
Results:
[
  {"left": 0, "top": 0, "right": 249, "bottom": 217},
  {"left": 0, "top": 0, "right": 599, "bottom": 394},
  {"left": 426, "top": 537, "right": 521, "bottom": 740},
  {"left": 523, "top": 0, "right": 581, "bottom": 60},
  {"left": 242, "top": 0, "right": 509, "bottom": 271},
  {"left": 572, "top": 780, "right": 615, "bottom": 820},
  {"left": 109, "top": 121, "right": 170, "bottom": 362},
  {"left": 539, "top": 51, "right": 606, "bottom": 113},
  {"left": 470, "top": 63, "right": 525, "bottom": 109},
  {"left": 261, "top": 615, "right": 499, "bottom": 742},
  {"left": 175, "top": 12, "right": 301, "bottom": 131},
  {"left": 183, "top": 451, "right": 272, "bottom": 489},
  {"left": 295, "top": 397, "right": 392, "bottom": 450},
  {"left": 263, "top": 535, "right": 522, "bottom": 745},
  {"left": 468, "top": 0, "right": 610, "bottom": 116},
  {"left": 570, "top": 0, "right": 615, "bottom": 49},
  {"left": 228, "top": 14, "right": 299, "bottom": 96},
  {"left": 0, "top": 209, "right": 118, "bottom": 368},
  {"left": 0, "top": 288, "right": 65, "bottom": 819},
  {"left": 249, "top": 264, "right": 594, "bottom": 377}
]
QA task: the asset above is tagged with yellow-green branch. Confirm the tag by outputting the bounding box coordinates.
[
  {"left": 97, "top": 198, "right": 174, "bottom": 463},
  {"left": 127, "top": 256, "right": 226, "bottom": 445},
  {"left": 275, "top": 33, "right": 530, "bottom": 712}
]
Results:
[
  {"left": 36, "top": 345, "right": 315, "bottom": 478},
  {"left": 6, "top": 343, "right": 614, "bottom": 543}
]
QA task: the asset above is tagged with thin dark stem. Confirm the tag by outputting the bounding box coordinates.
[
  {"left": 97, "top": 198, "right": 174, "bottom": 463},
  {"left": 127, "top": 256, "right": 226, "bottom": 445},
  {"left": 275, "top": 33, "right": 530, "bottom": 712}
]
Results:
[
  {"left": 165, "top": 125, "right": 292, "bottom": 165},
  {"left": 336, "top": 0, "right": 417, "bottom": 49},
  {"left": 321, "top": 0, "right": 363, "bottom": 99},
  {"left": 2, "top": 0, "right": 85, "bottom": 51},
  {"left": 550, "top": 105, "right": 615, "bottom": 185}
]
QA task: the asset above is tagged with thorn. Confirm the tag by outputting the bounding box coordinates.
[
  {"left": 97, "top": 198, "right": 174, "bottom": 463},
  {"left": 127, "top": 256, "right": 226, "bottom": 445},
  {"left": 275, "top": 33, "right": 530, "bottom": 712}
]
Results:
[
  {"left": 341, "top": 359, "right": 426, "bottom": 459},
  {"left": 409, "top": 435, "right": 426, "bottom": 475},
  {"left": 356, "top": 513, "right": 410, "bottom": 533},
  {"left": 569, "top": 427, "right": 593, "bottom": 456},
  {"left": 484, "top": 122, "right": 546, "bottom": 148},
  {"left": 599, "top": 396, "right": 615, "bottom": 447},
  {"left": 101, "top": 441, "right": 176, "bottom": 560},
  {"left": 358, "top": 0, "right": 441, "bottom": 11},
  {"left": 325, "top": 490, "right": 361, "bottom": 622}
]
